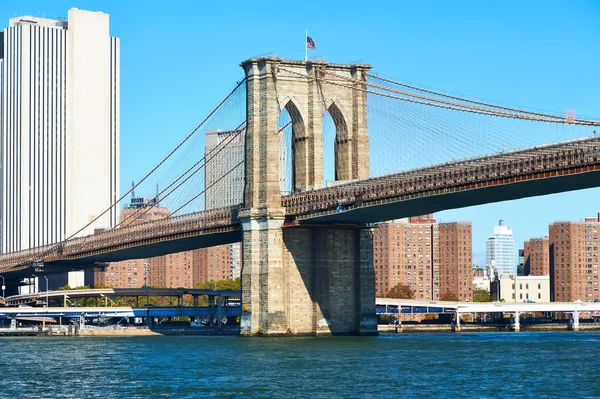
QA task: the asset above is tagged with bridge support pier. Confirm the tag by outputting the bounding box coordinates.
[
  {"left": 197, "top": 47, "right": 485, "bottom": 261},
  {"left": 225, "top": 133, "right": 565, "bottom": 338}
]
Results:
[
  {"left": 571, "top": 311, "right": 580, "bottom": 331},
  {"left": 513, "top": 311, "right": 520, "bottom": 332},
  {"left": 453, "top": 312, "right": 461, "bottom": 332},
  {"left": 239, "top": 208, "right": 376, "bottom": 336}
]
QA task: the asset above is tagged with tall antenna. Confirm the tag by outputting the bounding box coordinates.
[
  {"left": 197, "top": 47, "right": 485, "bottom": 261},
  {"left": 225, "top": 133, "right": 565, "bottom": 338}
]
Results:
[
  {"left": 155, "top": 183, "right": 160, "bottom": 204},
  {"left": 131, "top": 181, "right": 135, "bottom": 202}
]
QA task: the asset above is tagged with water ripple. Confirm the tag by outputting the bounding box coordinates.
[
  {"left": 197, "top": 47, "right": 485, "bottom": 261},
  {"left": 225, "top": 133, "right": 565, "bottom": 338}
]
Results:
[{"left": 1, "top": 333, "right": 600, "bottom": 398}]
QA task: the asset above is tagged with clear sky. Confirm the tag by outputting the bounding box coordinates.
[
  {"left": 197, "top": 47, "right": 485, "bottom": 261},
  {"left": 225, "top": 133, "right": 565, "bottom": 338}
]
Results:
[{"left": 2, "top": 0, "right": 600, "bottom": 265}]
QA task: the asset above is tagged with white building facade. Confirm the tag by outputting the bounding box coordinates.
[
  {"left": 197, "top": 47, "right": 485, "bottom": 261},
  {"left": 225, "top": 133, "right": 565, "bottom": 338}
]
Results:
[
  {"left": 486, "top": 220, "right": 515, "bottom": 276},
  {"left": 491, "top": 275, "right": 551, "bottom": 303},
  {"left": 204, "top": 129, "right": 245, "bottom": 210},
  {"left": 0, "top": 9, "right": 119, "bottom": 288}
]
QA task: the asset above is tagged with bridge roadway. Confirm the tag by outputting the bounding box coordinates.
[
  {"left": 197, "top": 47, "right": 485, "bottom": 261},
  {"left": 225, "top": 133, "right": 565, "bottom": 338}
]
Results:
[{"left": 1, "top": 136, "right": 600, "bottom": 278}]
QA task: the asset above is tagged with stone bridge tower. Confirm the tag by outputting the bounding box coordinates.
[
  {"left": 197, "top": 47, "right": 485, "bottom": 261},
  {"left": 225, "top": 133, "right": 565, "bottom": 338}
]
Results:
[{"left": 238, "top": 57, "right": 376, "bottom": 336}]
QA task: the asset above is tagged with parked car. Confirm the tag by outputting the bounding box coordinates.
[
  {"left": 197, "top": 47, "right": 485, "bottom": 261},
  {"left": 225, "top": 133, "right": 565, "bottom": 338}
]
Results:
[{"left": 190, "top": 320, "right": 206, "bottom": 328}]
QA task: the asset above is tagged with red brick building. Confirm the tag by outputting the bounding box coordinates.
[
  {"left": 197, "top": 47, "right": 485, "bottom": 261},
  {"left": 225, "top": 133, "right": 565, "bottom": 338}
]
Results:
[
  {"left": 524, "top": 237, "right": 550, "bottom": 276},
  {"left": 373, "top": 215, "right": 472, "bottom": 301},
  {"left": 550, "top": 217, "right": 600, "bottom": 302},
  {"left": 94, "top": 197, "right": 199, "bottom": 288},
  {"left": 438, "top": 222, "right": 473, "bottom": 301}
]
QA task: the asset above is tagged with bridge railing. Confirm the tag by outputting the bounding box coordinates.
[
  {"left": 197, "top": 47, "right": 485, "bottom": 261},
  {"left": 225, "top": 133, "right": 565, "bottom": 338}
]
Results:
[
  {"left": 0, "top": 205, "right": 242, "bottom": 269},
  {"left": 57, "top": 205, "right": 241, "bottom": 258},
  {"left": 283, "top": 136, "right": 600, "bottom": 216}
]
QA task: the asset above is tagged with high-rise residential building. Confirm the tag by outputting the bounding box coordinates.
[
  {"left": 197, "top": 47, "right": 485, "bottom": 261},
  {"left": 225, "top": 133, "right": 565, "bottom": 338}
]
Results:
[
  {"left": 524, "top": 237, "right": 550, "bottom": 276},
  {"left": 1, "top": 9, "right": 119, "bottom": 289},
  {"left": 372, "top": 215, "right": 472, "bottom": 301},
  {"left": 373, "top": 217, "right": 438, "bottom": 299},
  {"left": 550, "top": 217, "right": 600, "bottom": 302},
  {"left": 94, "top": 194, "right": 197, "bottom": 289},
  {"left": 439, "top": 222, "right": 473, "bottom": 301},
  {"left": 486, "top": 220, "right": 515, "bottom": 276}
]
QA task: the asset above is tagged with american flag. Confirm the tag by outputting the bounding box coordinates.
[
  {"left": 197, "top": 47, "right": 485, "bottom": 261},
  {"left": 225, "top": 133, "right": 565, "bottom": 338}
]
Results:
[{"left": 306, "top": 36, "right": 316, "bottom": 50}]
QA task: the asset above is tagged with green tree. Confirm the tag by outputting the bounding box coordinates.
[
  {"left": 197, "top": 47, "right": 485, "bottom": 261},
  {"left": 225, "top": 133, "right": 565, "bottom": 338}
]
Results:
[
  {"left": 440, "top": 291, "right": 459, "bottom": 301},
  {"left": 473, "top": 288, "right": 491, "bottom": 302},
  {"left": 195, "top": 277, "right": 240, "bottom": 291},
  {"left": 384, "top": 283, "right": 414, "bottom": 299}
]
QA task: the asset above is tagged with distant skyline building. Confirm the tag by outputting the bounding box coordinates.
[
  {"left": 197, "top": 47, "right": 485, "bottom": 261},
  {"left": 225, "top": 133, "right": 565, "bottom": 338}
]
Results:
[
  {"left": 486, "top": 220, "right": 515, "bottom": 276},
  {"left": 201, "top": 129, "right": 246, "bottom": 281},
  {"left": 204, "top": 129, "right": 245, "bottom": 210},
  {"left": 0, "top": 9, "right": 119, "bottom": 289}
]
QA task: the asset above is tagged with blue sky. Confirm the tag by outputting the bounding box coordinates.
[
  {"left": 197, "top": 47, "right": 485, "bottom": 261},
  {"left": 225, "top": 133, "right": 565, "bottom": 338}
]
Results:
[{"left": 2, "top": 0, "right": 600, "bottom": 265}]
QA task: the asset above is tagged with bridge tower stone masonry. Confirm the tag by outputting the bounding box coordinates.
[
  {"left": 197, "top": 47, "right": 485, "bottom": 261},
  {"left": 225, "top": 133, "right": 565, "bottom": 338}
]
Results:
[{"left": 238, "top": 57, "right": 376, "bottom": 336}]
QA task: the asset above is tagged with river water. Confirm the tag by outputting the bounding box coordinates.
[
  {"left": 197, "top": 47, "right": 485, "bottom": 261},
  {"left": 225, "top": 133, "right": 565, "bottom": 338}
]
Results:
[{"left": 0, "top": 332, "right": 598, "bottom": 398}]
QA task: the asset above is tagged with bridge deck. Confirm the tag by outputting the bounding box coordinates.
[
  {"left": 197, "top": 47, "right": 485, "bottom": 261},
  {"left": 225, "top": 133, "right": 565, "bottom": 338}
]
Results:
[{"left": 2, "top": 137, "right": 600, "bottom": 277}]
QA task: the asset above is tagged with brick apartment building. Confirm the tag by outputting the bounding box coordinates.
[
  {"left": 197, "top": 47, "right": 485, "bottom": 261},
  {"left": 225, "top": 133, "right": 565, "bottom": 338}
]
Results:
[
  {"left": 373, "top": 215, "right": 472, "bottom": 301},
  {"left": 94, "top": 196, "right": 200, "bottom": 288},
  {"left": 550, "top": 216, "right": 600, "bottom": 302},
  {"left": 523, "top": 237, "right": 550, "bottom": 276}
]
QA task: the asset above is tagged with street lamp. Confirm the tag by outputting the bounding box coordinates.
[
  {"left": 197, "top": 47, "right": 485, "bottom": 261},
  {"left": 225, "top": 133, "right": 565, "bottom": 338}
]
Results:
[
  {"left": 32, "top": 274, "right": 49, "bottom": 307},
  {"left": 0, "top": 275, "right": 5, "bottom": 299}
]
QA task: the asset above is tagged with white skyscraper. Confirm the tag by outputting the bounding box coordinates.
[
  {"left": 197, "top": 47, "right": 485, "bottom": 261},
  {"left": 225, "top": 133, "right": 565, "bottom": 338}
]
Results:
[
  {"left": 0, "top": 9, "right": 119, "bottom": 288},
  {"left": 204, "top": 129, "right": 245, "bottom": 210},
  {"left": 203, "top": 127, "right": 286, "bottom": 279},
  {"left": 486, "top": 220, "right": 515, "bottom": 276}
]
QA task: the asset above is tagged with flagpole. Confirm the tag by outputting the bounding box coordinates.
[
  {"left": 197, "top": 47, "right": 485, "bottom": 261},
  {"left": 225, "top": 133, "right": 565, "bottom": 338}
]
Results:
[{"left": 305, "top": 29, "right": 308, "bottom": 61}]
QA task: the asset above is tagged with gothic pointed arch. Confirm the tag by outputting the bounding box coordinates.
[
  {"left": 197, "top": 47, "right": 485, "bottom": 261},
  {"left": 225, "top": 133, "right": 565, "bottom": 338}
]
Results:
[
  {"left": 280, "top": 98, "right": 308, "bottom": 193},
  {"left": 327, "top": 101, "right": 351, "bottom": 181}
]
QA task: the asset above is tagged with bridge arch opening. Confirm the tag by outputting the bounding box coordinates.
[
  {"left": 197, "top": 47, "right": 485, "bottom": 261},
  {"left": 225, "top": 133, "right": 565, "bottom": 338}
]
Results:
[
  {"left": 278, "top": 99, "right": 306, "bottom": 194},
  {"left": 323, "top": 101, "right": 350, "bottom": 186}
]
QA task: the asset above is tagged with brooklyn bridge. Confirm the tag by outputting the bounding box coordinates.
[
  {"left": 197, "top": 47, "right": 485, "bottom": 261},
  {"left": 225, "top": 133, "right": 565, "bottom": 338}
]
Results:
[{"left": 0, "top": 57, "right": 598, "bottom": 336}]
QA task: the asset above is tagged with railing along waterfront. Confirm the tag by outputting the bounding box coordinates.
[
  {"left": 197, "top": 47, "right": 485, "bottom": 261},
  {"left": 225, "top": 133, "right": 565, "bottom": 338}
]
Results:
[
  {"left": 0, "top": 205, "right": 241, "bottom": 271},
  {"left": 283, "top": 136, "right": 600, "bottom": 217}
]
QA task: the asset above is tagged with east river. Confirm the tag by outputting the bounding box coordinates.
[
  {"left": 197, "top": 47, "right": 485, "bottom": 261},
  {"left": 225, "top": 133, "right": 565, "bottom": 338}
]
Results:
[{"left": 0, "top": 332, "right": 598, "bottom": 398}]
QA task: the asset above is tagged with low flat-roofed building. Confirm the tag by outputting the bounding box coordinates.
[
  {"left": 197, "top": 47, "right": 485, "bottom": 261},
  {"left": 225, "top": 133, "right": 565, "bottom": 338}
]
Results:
[{"left": 491, "top": 275, "right": 550, "bottom": 303}]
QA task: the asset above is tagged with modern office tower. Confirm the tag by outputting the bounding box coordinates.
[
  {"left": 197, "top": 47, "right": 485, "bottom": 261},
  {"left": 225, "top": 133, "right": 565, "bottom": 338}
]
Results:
[
  {"left": 0, "top": 9, "right": 119, "bottom": 289},
  {"left": 199, "top": 129, "right": 245, "bottom": 282},
  {"left": 523, "top": 237, "right": 550, "bottom": 276},
  {"left": 486, "top": 220, "right": 515, "bottom": 276},
  {"left": 438, "top": 222, "right": 473, "bottom": 301},
  {"left": 372, "top": 215, "right": 473, "bottom": 301},
  {"left": 550, "top": 217, "right": 600, "bottom": 302},
  {"left": 204, "top": 129, "right": 245, "bottom": 210}
]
